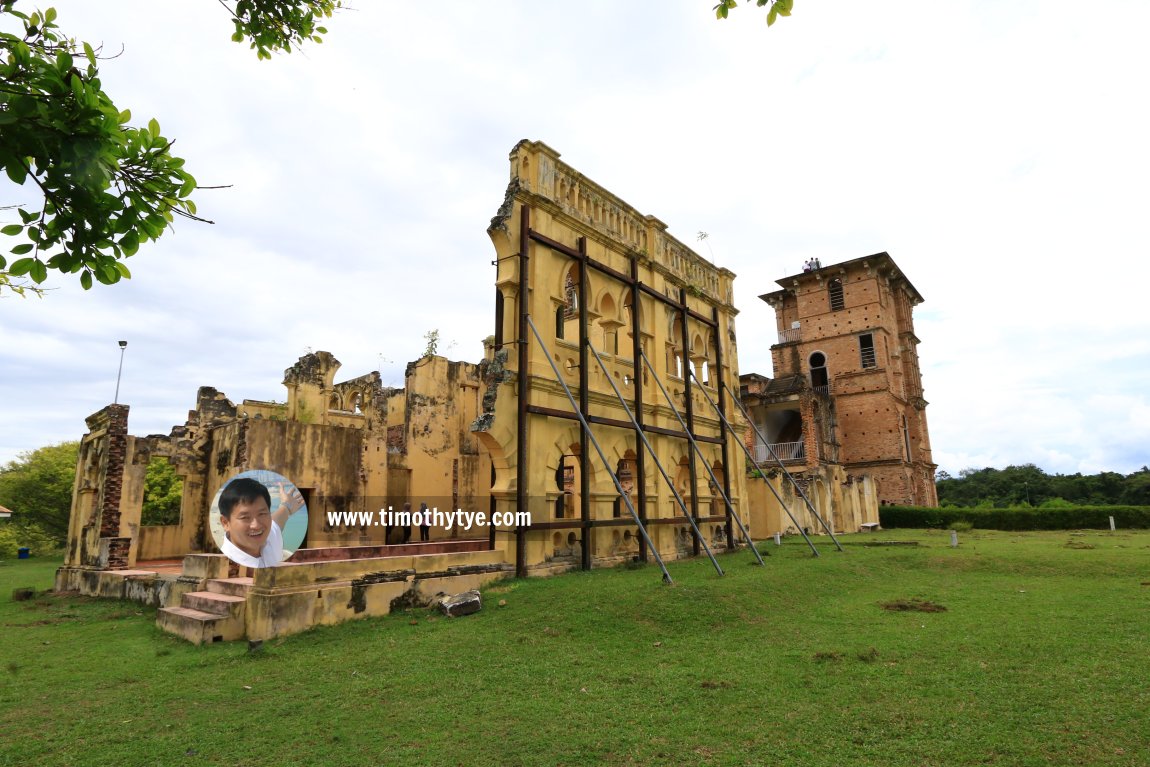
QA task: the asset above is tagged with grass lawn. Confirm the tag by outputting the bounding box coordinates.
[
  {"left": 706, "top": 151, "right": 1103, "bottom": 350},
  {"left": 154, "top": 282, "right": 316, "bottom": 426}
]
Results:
[{"left": 1, "top": 529, "right": 1148, "bottom": 766}]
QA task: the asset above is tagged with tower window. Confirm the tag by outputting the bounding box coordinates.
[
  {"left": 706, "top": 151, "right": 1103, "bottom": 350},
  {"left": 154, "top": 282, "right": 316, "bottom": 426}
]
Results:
[
  {"left": 859, "top": 333, "right": 877, "bottom": 369},
  {"left": 828, "top": 278, "right": 845, "bottom": 312},
  {"left": 901, "top": 414, "right": 911, "bottom": 461},
  {"left": 809, "top": 351, "right": 829, "bottom": 391}
]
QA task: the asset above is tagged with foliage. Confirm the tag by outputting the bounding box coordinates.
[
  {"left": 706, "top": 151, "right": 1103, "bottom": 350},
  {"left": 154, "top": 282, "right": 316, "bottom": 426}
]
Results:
[
  {"left": 0, "top": 520, "right": 57, "bottom": 557},
  {"left": 0, "top": 440, "right": 77, "bottom": 542},
  {"left": 937, "top": 463, "right": 1150, "bottom": 507},
  {"left": 880, "top": 504, "right": 1150, "bottom": 531},
  {"left": 0, "top": 2, "right": 339, "bottom": 295},
  {"left": 714, "top": 0, "right": 793, "bottom": 26},
  {"left": 140, "top": 457, "right": 182, "bottom": 526},
  {"left": 0, "top": 3, "right": 201, "bottom": 294},
  {"left": 422, "top": 328, "right": 439, "bottom": 358},
  {"left": 224, "top": 0, "right": 339, "bottom": 60}
]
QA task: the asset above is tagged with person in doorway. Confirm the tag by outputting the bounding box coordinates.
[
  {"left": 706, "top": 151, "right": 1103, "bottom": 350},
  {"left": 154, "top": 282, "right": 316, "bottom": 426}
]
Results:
[
  {"left": 401, "top": 501, "right": 413, "bottom": 544},
  {"left": 419, "top": 502, "right": 431, "bottom": 542}
]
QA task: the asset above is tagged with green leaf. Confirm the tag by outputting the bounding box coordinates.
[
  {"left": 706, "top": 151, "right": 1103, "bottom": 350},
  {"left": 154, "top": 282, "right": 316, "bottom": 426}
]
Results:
[
  {"left": 114, "top": 261, "right": 132, "bottom": 279},
  {"left": 10, "top": 243, "right": 34, "bottom": 255},
  {"left": 30, "top": 260, "right": 47, "bottom": 283},
  {"left": 119, "top": 109, "right": 132, "bottom": 123},
  {"left": 148, "top": 118, "right": 160, "bottom": 138},
  {"left": 120, "top": 232, "right": 139, "bottom": 257},
  {"left": 80, "top": 270, "right": 93, "bottom": 290},
  {"left": 18, "top": 209, "right": 38, "bottom": 224},
  {"left": 5, "top": 163, "right": 27, "bottom": 185},
  {"left": 1, "top": 224, "right": 23, "bottom": 236},
  {"left": 8, "top": 258, "right": 34, "bottom": 277}
]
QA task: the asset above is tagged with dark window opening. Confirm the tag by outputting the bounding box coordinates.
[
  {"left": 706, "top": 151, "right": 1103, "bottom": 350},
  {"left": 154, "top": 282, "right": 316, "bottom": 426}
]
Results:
[
  {"left": 901, "top": 414, "right": 912, "bottom": 462},
  {"left": 828, "top": 278, "right": 845, "bottom": 311},
  {"left": 494, "top": 290, "right": 504, "bottom": 350},
  {"left": 859, "top": 333, "right": 877, "bottom": 369},
  {"left": 809, "top": 352, "right": 829, "bottom": 391}
]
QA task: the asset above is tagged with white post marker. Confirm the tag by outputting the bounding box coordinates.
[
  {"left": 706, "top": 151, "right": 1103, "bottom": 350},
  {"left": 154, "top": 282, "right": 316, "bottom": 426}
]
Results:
[
  {"left": 774, "top": 532, "right": 781, "bottom": 546},
  {"left": 950, "top": 530, "right": 959, "bottom": 548},
  {"left": 1109, "top": 515, "right": 1116, "bottom": 531}
]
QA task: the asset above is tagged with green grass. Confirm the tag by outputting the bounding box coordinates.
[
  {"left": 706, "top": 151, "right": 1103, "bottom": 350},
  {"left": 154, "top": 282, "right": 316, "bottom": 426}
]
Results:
[{"left": 2, "top": 529, "right": 1149, "bottom": 766}]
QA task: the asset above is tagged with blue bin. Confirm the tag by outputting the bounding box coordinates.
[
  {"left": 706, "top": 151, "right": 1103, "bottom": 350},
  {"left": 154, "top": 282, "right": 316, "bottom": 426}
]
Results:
[{"left": 17, "top": 547, "right": 30, "bottom": 559}]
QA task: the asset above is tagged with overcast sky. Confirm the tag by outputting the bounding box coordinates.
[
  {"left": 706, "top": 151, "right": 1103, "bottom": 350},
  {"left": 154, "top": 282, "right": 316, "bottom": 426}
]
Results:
[{"left": 2, "top": 0, "right": 1148, "bottom": 478}]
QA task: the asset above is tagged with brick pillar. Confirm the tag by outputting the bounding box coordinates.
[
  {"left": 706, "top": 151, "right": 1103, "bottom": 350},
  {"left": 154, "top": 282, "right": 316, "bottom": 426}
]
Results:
[
  {"left": 800, "top": 395, "right": 819, "bottom": 471},
  {"left": 97, "top": 405, "right": 130, "bottom": 538},
  {"left": 96, "top": 405, "right": 132, "bottom": 570}
]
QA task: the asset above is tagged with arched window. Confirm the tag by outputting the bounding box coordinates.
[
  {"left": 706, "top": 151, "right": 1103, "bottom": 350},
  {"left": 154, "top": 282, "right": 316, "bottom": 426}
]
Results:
[
  {"left": 809, "top": 352, "right": 829, "bottom": 391},
  {"left": 691, "top": 333, "right": 705, "bottom": 382},
  {"left": 564, "top": 273, "right": 579, "bottom": 316},
  {"left": 558, "top": 264, "right": 580, "bottom": 341},
  {"left": 828, "top": 278, "right": 845, "bottom": 312},
  {"left": 599, "top": 293, "right": 618, "bottom": 354}
]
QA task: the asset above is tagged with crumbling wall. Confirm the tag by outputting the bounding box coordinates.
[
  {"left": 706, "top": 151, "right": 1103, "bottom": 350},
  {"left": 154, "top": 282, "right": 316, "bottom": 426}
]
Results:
[{"left": 747, "top": 465, "right": 878, "bottom": 537}]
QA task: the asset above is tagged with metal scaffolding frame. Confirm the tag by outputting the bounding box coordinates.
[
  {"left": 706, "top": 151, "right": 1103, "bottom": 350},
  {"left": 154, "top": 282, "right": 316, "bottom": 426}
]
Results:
[
  {"left": 688, "top": 370, "right": 844, "bottom": 555},
  {"left": 505, "top": 203, "right": 839, "bottom": 579},
  {"left": 509, "top": 204, "right": 742, "bottom": 579},
  {"left": 635, "top": 347, "right": 765, "bottom": 565}
]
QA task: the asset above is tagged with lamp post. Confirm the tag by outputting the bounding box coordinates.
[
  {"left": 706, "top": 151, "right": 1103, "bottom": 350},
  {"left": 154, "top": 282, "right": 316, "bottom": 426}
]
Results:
[{"left": 113, "top": 340, "right": 127, "bottom": 404}]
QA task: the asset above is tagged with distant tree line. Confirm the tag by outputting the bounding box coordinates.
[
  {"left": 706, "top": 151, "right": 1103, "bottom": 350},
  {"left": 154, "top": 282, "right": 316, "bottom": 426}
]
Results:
[
  {"left": 0, "top": 442, "right": 182, "bottom": 557},
  {"left": 936, "top": 464, "right": 1150, "bottom": 508}
]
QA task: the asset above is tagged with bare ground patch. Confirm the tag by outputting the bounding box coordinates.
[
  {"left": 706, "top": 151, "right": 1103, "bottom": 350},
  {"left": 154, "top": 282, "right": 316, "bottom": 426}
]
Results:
[{"left": 880, "top": 598, "right": 947, "bottom": 613}]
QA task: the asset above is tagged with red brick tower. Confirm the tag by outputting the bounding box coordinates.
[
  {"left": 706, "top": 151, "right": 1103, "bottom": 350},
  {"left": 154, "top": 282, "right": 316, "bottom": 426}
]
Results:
[{"left": 758, "top": 253, "right": 937, "bottom": 506}]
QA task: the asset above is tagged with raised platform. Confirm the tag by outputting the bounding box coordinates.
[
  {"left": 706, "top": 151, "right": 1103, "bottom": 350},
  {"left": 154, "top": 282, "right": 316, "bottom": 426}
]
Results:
[{"left": 287, "top": 538, "right": 490, "bottom": 563}]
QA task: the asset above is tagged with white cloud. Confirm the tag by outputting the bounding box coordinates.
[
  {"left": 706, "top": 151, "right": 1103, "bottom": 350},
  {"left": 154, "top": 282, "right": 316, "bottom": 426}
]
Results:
[{"left": 2, "top": 0, "right": 1148, "bottom": 479}]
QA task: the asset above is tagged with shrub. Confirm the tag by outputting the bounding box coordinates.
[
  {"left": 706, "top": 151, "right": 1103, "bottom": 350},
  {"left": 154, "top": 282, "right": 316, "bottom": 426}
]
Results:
[
  {"left": 0, "top": 523, "right": 61, "bottom": 559},
  {"left": 879, "top": 505, "right": 1150, "bottom": 531}
]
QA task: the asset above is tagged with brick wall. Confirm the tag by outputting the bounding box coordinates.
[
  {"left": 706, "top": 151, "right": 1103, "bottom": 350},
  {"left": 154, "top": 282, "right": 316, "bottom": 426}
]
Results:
[{"left": 97, "top": 405, "right": 130, "bottom": 538}]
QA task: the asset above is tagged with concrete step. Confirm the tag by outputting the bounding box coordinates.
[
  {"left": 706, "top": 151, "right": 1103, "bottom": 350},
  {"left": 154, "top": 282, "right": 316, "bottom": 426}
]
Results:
[
  {"left": 183, "top": 590, "right": 246, "bottom": 618},
  {"left": 205, "top": 577, "right": 253, "bottom": 597},
  {"left": 157, "top": 605, "right": 245, "bottom": 645}
]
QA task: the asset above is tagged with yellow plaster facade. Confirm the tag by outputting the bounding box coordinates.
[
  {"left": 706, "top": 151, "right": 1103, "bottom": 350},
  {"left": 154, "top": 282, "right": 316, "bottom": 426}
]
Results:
[{"left": 477, "top": 140, "right": 752, "bottom": 575}]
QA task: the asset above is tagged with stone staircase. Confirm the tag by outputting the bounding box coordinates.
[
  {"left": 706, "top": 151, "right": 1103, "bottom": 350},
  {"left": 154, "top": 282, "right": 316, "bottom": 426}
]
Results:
[{"left": 156, "top": 577, "right": 252, "bottom": 644}]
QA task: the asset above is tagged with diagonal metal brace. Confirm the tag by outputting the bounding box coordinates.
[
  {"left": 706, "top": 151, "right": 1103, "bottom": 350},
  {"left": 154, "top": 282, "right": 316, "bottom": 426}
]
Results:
[{"left": 526, "top": 315, "right": 675, "bottom": 584}]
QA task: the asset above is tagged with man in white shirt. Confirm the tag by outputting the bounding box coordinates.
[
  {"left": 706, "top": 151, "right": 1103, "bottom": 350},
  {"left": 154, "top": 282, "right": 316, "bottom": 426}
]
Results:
[{"left": 218, "top": 477, "right": 302, "bottom": 568}]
